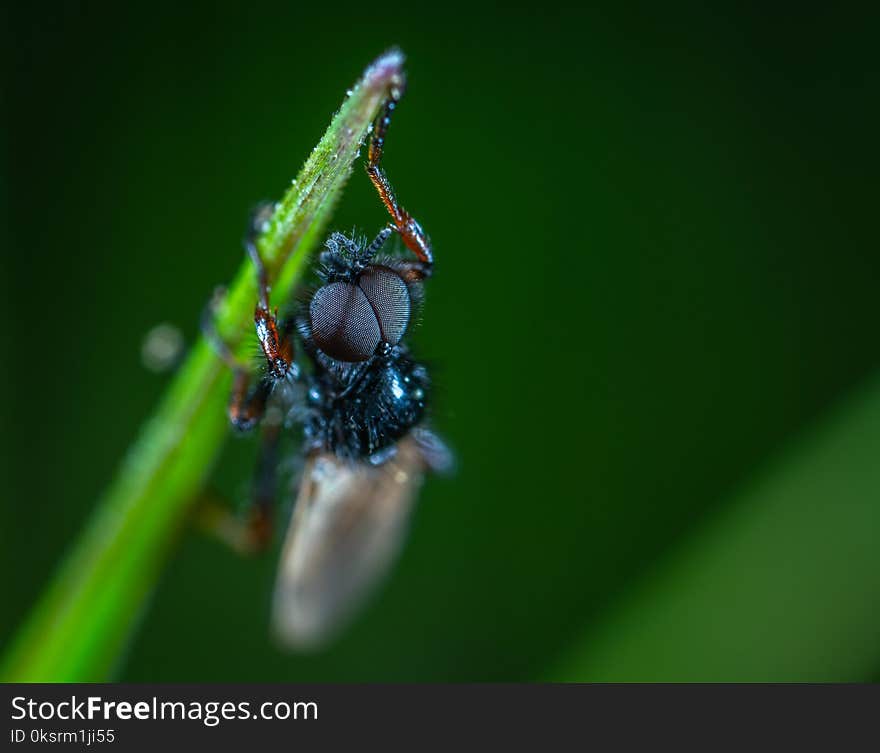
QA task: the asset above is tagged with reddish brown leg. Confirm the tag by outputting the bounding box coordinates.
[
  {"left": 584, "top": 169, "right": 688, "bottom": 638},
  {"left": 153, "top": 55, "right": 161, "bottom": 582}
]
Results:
[
  {"left": 199, "top": 318, "right": 273, "bottom": 432},
  {"left": 226, "top": 305, "right": 296, "bottom": 431},
  {"left": 201, "top": 291, "right": 270, "bottom": 431},
  {"left": 228, "top": 373, "right": 273, "bottom": 433},
  {"left": 197, "top": 206, "right": 291, "bottom": 552},
  {"left": 201, "top": 203, "right": 297, "bottom": 432},
  {"left": 242, "top": 417, "right": 282, "bottom": 550},
  {"left": 197, "top": 418, "right": 282, "bottom": 554},
  {"left": 367, "top": 85, "right": 433, "bottom": 278},
  {"left": 246, "top": 204, "right": 298, "bottom": 381}
]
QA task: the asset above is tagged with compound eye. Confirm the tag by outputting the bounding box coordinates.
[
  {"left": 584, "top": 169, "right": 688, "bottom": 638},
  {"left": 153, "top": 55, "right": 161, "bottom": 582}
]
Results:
[
  {"left": 309, "top": 282, "right": 381, "bottom": 362},
  {"left": 357, "top": 266, "right": 411, "bottom": 345}
]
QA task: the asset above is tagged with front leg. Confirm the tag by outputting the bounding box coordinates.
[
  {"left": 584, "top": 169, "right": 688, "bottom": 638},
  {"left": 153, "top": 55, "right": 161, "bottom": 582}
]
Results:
[{"left": 366, "top": 83, "right": 433, "bottom": 279}]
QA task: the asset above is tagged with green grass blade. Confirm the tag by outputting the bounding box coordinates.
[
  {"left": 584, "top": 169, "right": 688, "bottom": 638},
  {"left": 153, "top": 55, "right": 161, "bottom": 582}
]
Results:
[
  {"left": 551, "top": 375, "right": 880, "bottom": 681},
  {"left": 0, "top": 50, "right": 405, "bottom": 682}
]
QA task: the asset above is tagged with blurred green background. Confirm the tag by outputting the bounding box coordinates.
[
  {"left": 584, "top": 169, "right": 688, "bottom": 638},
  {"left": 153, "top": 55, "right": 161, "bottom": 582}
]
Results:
[{"left": 3, "top": 3, "right": 879, "bottom": 681}]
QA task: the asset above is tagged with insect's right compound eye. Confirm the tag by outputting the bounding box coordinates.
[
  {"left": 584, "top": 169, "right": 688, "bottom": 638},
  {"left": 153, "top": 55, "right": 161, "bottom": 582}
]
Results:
[
  {"left": 309, "top": 282, "right": 381, "bottom": 362},
  {"left": 357, "top": 266, "right": 411, "bottom": 345}
]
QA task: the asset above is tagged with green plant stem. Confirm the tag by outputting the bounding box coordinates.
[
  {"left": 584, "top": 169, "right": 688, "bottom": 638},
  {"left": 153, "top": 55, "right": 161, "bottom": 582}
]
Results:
[{"left": 1, "top": 50, "right": 405, "bottom": 682}]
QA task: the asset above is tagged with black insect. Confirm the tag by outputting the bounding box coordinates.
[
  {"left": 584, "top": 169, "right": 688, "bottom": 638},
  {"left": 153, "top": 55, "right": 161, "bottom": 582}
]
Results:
[{"left": 204, "top": 70, "right": 449, "bottom": 648}]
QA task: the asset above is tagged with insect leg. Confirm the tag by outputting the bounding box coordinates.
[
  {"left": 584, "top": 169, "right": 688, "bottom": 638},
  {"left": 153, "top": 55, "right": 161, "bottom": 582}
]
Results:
[
  {"left": 230, "top": 309, "right": 298, "bottom": 431},
  {"left": 245, "top": 418, "right": 283, "bottom": 550},
  {"left": 245, "top": 201, "right": 276, "bottom": 311},
  {"left": 201, "top": 291, "right": 271, "bottom": 432},
  {"left": 245, "top": 205, "right": 299, "bottom": 381},
  {"left": 366, "top": 84, "right": 433, "bottom": 278},
  {"left": 228, "top": 372, "right": 273, "bottom": 433},
  {"left": 196, "top": 419, "right": 283, "bottom": 554}
]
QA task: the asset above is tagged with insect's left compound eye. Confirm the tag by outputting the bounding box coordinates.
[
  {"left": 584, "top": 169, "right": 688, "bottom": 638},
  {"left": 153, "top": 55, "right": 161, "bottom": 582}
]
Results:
[{"left": 310, "top": 282, "right": 381, "bottom": 362}]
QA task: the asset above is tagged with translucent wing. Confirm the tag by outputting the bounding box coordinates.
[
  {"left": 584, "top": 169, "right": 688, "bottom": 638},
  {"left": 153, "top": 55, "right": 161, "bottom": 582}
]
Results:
[{"left": 271, "top": 431, "right": 448, "bottom": 650}]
